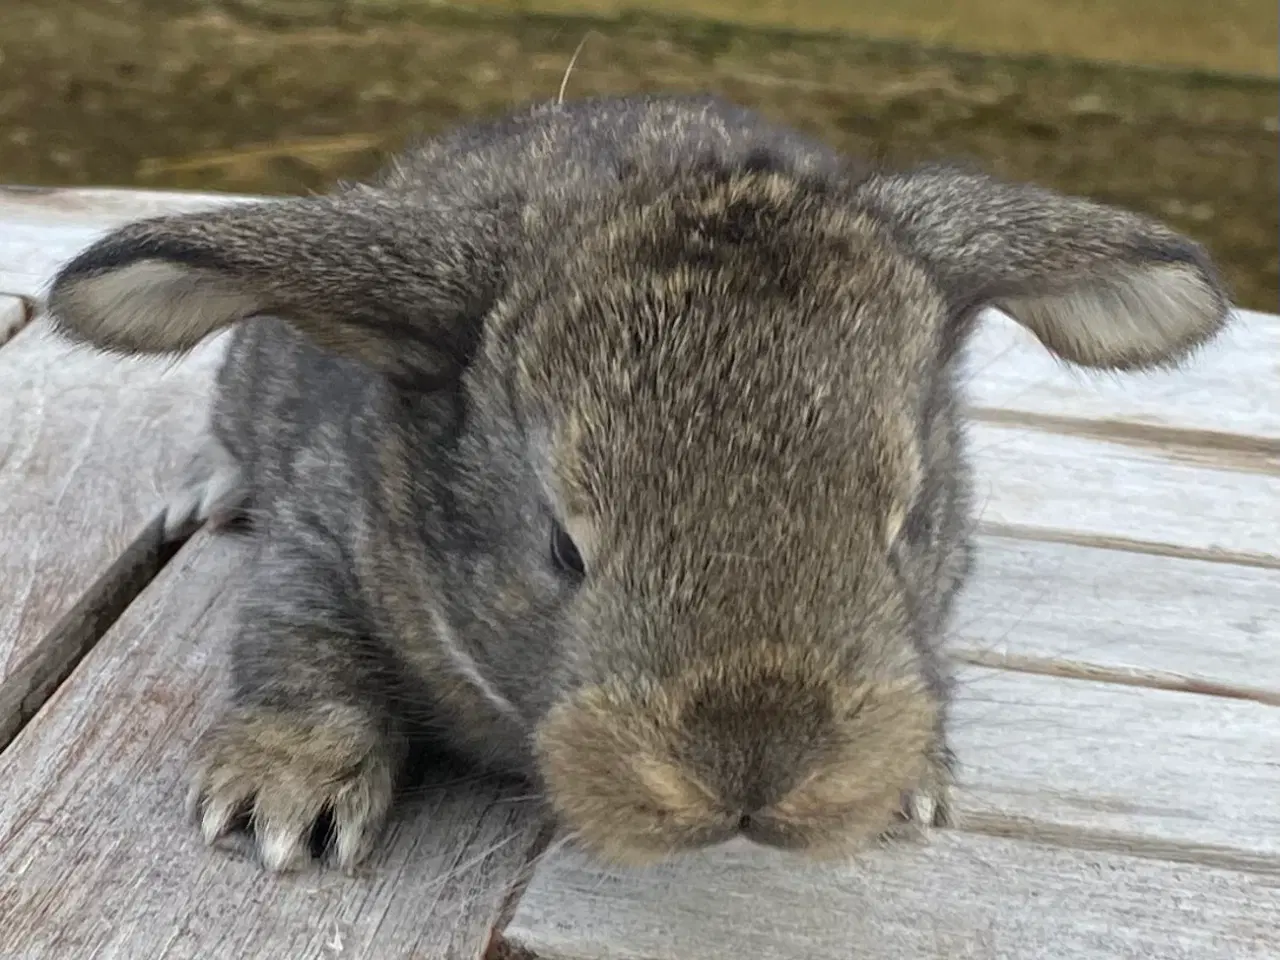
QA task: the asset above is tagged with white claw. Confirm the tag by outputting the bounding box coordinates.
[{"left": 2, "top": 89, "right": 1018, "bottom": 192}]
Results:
[
  {"left": 907, "top": 791, "right": 938, "bottom": 827},
  {"left": 200, "top": 795, "right": 242, "bottom": 846},
  {"left": 258, "top": 823, "right": 307, "bottom": 873},
  {"left": 331, "top": 815, "right": 375, "bottom": 870}
]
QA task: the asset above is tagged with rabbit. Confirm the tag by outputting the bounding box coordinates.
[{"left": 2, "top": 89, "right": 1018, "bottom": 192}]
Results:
[{"left": 44, "top": 93, "right": 1233, "bottom": 873}]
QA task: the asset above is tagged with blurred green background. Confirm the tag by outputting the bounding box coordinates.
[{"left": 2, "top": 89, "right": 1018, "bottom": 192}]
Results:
[{"left": 1, "top": 0, "right": 1275, "bottom": 309}]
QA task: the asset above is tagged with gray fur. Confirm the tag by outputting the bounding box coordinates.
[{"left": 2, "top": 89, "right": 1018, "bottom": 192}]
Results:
[{"left": 46, "top": 93, "right": 1233, "bottom": 871}]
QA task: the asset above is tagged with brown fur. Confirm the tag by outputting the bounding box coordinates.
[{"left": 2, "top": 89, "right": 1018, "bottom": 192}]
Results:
[{"left": 44, "top": 94, "right": 1233, "bottom": 872}]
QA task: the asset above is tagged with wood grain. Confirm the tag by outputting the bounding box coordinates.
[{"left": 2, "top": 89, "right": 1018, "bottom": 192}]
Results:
[
  {"left": 0, "top": 532, "right": 543, "bottom": 960},
  {"left": 0, "top": 186, "right": 251, "bottom": 299},
  {"left": 956, "top": 534, "right": 1280, "bottom": 697},
  {"left": 967, "top": 307, "right": 1280, "bottom": 444},
  {"left": 502, "top": 833, "right": 1280, "bottom": 960},
  {"left": 968, "top": 421, "right": 1280, "bottom": 563},
  {"left": 0, "top": 320, "right": 226, "bottom": 746}
]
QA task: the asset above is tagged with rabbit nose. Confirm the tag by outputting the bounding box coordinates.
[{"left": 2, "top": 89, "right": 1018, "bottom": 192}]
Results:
[{"left": 735, "top": 796, "right": 767, "bottom": 833}]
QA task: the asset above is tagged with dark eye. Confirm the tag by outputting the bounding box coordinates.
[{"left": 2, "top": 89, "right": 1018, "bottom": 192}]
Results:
[{"left": 550, "top": 521, "right": 585, "bottom": 577}]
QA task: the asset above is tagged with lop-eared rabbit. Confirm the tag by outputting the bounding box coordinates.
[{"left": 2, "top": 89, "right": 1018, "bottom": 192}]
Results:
[{"left": 47, "top": 95, "right": 1231, "bottom": 872}]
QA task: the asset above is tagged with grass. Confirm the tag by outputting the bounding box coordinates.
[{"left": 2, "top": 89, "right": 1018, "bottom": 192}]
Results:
[{"left": 455, "top": 0, "right": 1280, "bottom": 76}]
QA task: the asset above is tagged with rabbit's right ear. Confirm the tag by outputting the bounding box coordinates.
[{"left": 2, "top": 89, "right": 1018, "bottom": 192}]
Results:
[
  {"left": 855, "top": 165, "right": 1233, "bottom": 371},
  {"left": 46, "top": 192, "right": 504, "bottom": 385}
]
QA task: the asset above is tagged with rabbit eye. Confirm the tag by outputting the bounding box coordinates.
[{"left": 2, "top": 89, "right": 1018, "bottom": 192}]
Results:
[{"left": 550, "top": 521, "right": 585, "bottom": 577}]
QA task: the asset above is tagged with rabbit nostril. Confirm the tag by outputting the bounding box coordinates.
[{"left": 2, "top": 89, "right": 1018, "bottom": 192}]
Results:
[{"left": 737, "top": 813, "right": 753, "bottom": 832}]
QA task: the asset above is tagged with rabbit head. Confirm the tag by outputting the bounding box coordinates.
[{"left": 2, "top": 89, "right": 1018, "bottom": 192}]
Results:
[{"left": 47, "top": 112, "right": 1231, "bottom": 866}]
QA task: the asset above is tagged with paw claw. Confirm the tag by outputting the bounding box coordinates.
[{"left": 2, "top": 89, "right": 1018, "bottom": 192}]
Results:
[
  {"left": 188, "top": 708, "right": 395, "bottom": 873},
  {"left": 198, "top": 792, "right": 245, "bottom": 847},
  {"left": 258, "top": 823, "right": 310, "bottom": 873},
  {"left": 880, "top": 753, "right": 953, "bottom": 844},
  {"left": 906, "top": 790, "right": 938, "bottom": 827}
]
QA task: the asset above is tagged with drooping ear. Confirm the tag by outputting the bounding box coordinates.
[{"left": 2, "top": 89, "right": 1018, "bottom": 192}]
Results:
[
  {"left": 855, "top": 164, "right": 1233, "bottom": 370},
  {"left": 45, "top": 191, "right": 506, "bottom": 385}
]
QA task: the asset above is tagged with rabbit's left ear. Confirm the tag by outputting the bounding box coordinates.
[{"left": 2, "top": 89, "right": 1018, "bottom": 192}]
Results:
[
  {"left": 855, "top": 165, "right": 1233, "bottom": 370},
  {"left": 46, "top": 192, "right": 506, "bottom": 387}
]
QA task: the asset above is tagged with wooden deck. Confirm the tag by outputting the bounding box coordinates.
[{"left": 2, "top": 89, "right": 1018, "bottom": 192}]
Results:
[{"left": 0, "top": 184, "right": 1276, "bottom": 959}]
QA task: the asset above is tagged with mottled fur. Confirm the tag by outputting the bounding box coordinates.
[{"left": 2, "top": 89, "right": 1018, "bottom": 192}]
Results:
[{"left": 45, "top": 94, "right": 1232, "bottom": 871}]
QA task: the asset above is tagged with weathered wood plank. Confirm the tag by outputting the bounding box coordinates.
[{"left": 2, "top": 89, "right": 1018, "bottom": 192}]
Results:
[
  {"left": 956, "top": 535, "right": 1280, "bottom": 698},
  {"left": 0, "top": 295, "right": 28, "bottom": 345},
  {"left": 0, "top": 186, "right": 251, "bottom": 299},
  {"left": 949, "top": 667, "right": 1280, "bottom": 861},
  {"left": 502, "top": 833, "right": 1280, "bottom": 960},
  {"left": 0, "top": 532, "right": 542, "bottom": 960},
  {"left": 0, "top": 321, "right": 226, "bottom": 746},
  {"left": 969, "top": 421, "right": 1280, "bottom": 563},
  {"left": 967, "top": 307, "right": 1280, "bottom": 444}
]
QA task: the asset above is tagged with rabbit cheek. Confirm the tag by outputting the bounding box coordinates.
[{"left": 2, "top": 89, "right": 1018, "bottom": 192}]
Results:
[
  {"left": 533, "top": 685, "right": 739, "bottom": 865},
  {"left": 758, "top": 677, "right": 943, "bottom": 855}
]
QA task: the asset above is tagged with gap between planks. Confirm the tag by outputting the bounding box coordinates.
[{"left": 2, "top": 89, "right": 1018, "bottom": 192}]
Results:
[
  {"left": 977, "top": 520, "right": 1280, "bottom": 572},
  {"left": 953, "top": 649, "right": 1280, "bottom": 707},
  {"left": 952, "top": 813, "right": 1280, "bottom": 876},
  {"left": 969, "top": 407, "right": 1280, "bottom": 476}
]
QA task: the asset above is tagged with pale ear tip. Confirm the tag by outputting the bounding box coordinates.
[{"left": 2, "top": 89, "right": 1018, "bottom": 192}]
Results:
[
  {"left": 1173, "top": 265, "right": 1236, "bottom": 354},
  {"left": 1115, "top": 258, "right": 1237, "bottom": 372},
  {"left": 44, "top": 273, "right": 114, "bottom": 348},
  {"left": 43, "top": 280, "right": 86, "bottom": 341}
]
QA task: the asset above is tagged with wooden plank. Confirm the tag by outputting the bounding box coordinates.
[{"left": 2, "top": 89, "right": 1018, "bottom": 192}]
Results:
[
  {"left": 967, "top": 307, "right": 1280, "bottom": 444},
  {"left": 969, "top": 421, "right": 1280, "bottom": 563},
  {"left": 0, "top": 532, "right": 542, "bottom": 960},
  {"left": 0, "top": 320, "right": 226, "bottom": 747},
  {"left": 501, "top": 832, "right": 1280, "bottom": 960},
  {"left": 0, "top": 186, "right": 251, "bottom": 299},
  {"left": 949, "top": 668, "right": 1280, "bottom": 861},
  {"left": 956, "top": 535, "right": 1280, "bottom": 699}
]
